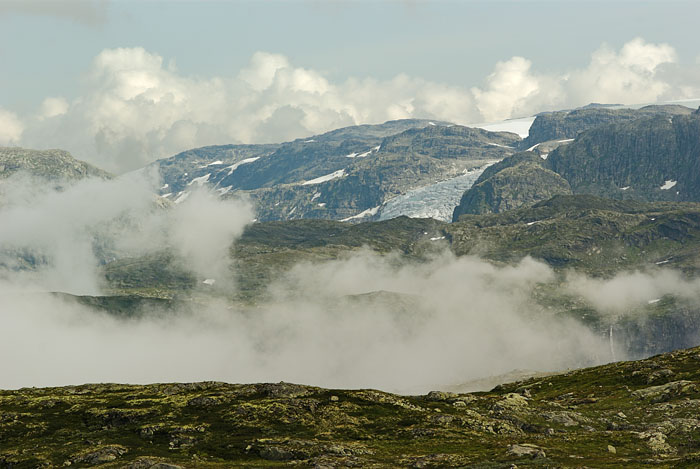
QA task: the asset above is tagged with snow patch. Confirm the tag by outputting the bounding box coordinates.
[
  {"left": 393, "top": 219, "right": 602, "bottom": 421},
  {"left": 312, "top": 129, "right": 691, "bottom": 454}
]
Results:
[
  {"left": 341, "top": 205, "right": 380, "bottom": 222},
  {"left": 526, "top": 143, "right": 540, "bottom": 152},
  {"left": 540, "top": 153, "right": 548, "bottom": 160},
  {"left": 311, "top": 192, "right": 321, "bottom": 201},
  {"left": 346, "top": 149, "right": 373, "bottom": 158},
  {"left": 305, "top": 139, "right": 316, "bottom": 143},
  {"left": 217, "top": 186, "right": 232, "bottom": 196},
  {"left": 473, "top": 116, "right": 535, "bottom": 138},
  {"left": 648, "top": 298, "right": 660, "bottom": 304},
  {"left": 558, "top": 138, "right": 575, "bottom": 143},
  {"left": 317, "top": 203, "right": 326, "bottom": 207},
  {"left": 202, "top": 279, "right": 216, "bottom": 286},
  {"left": 187, "top": 173, "right": 210, "bottom": 186},
  {"left": 160, "top": 183, "right": 169, "bottom": 190},
  {"left": 302, "top": 169, "right": 346, "bottom": 185},
  {"left": 226, "top": 157, "right": 260, "bottom": 175},
  {"left": 655, "top": 259, "right": 670, "bottom": 265},
  {"left": 428, "top": 122, "right": 436, "bottom": 126},
  {"left": 660, "top": 180, "right": 677, "bottom": 190},
  {"left": 174, "top": 191, "right": 190, "bottom": 204},
  {"left": 161, "top": 193, "right": 172, "bottom": 198},
  {"left": 487, "top": 142, "right": 514, "bottom": 149},
  {"left": 620, "top": 186, "right": 630, "bottom": 191},
  {"left": 430, "top": 236, "right": 445, "bottom": 241}
]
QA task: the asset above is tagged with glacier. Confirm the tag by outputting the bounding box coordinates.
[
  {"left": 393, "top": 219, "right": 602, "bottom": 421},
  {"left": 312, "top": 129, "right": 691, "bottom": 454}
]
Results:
[{"left": 377, "top": 163, "right": 495, "bottom": 222}]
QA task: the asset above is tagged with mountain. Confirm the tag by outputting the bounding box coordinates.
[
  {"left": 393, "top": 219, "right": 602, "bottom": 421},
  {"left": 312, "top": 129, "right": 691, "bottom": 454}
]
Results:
[
  {"left": 453, "top": 106, "right": 700, "bottom": 216},
  {"left": 521, "top": 104, "right": 693, "bottom": 151},
  {"left": 4, "top": 344, "right": 700, "bottom": 467},
  {"left": 0, "top": 147, "right": 112, "bottom": 183},
  {"left": 548, "top": 110, "right": 700, "bottom": 201},
  {"left": 452, "top": 152, "right": 571, "bottom": 218},
  {"left": 153, "top": 120, "right": 520, "bottom": 222}
]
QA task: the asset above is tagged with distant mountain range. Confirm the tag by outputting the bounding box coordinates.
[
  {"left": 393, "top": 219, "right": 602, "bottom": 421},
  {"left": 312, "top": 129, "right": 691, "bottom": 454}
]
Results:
[{"left": 152, "top": 119, "right": 519, "bottom": 222}]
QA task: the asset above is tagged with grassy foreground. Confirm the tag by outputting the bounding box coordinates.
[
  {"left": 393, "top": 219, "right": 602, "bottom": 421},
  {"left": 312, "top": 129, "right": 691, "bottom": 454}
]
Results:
[{"left": 4, "top": 346, "right": 700, "bottom": 468}]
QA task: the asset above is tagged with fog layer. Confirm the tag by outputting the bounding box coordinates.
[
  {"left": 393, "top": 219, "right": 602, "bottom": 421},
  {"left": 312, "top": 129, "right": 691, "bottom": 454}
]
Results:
[{"left": 1, "top": 173, "right": 697, "bottom": 393}]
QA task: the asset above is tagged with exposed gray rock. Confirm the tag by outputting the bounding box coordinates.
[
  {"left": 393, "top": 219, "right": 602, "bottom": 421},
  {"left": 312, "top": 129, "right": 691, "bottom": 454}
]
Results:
[
  {"left": 507, "top": 443, "right": 546, "bottom": 458},
  {"left": 72, "top": 445, "right": 127, "bottom": 465},
  {"left": 631, "top": 380, "right": 696, "bottom": 402}
]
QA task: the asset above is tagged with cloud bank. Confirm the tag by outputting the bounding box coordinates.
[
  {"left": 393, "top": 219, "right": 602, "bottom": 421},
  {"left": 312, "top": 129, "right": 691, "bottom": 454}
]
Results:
[
  {"left": 2, "top": 172, "right": 698, "bottom": 393},
  {"left": 0, "top": 171, "right": 605, "bottom": 392},
  {"left": 0, "top": 167, "right": 607, "bottom": 392},
  {"left": 8, "top": 38, "right": 700, "bottom": 174}
]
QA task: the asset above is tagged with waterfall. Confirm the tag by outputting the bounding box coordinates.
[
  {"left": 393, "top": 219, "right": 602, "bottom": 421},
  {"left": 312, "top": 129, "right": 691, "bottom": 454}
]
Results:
[{"left": 609, "top": 324, "right": 616, "bottom": 361}]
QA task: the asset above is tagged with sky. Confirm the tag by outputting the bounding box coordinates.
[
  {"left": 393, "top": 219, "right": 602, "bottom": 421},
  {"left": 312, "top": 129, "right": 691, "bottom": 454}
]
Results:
[{"left": 1, "top": 0, "right": 700, "bottom": 173}]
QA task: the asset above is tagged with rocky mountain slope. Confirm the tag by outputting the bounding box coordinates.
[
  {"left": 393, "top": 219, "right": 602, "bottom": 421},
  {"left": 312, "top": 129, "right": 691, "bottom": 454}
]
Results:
[
  {"left": 4, "top": 345, "right": 700, "bottom": 468},
  {"left": 0, "top": 147, "right": 112, "bottom": 183},
  {"left": 453, "top": 106, "right": 700, "bottom": 216},
  {"left": 452, "top": 152, "right": 571, "bottom": 218},
  {"left": 152, "top": 120, "right": 519, "bottom": 222},
  {"left": 548, "top": 108, "right": 700, "bottom": 201},
  {"left": 520, "top": 104, "right": 693, "bottom": 151}
]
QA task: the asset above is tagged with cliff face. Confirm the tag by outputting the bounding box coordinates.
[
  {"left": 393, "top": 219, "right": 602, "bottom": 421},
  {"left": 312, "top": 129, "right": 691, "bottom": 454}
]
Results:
[
  {"left": 453, "top": 108, "right": 700, "bottom": 217},
  {"left": 521, "top": 104, "right": 693, "bottom": 150},
  {"left": 547, "top": 112, "right": 700, "bottom": 201}
]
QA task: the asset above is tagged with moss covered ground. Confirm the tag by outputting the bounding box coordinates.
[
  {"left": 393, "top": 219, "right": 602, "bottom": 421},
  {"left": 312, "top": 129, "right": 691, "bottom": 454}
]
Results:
[{"left": 4, "top": 346, "right": 700, "bottom": 467}]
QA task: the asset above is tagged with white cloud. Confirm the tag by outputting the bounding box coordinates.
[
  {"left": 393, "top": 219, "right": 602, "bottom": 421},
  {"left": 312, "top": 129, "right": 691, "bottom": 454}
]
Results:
[
  {"left": 38, "top": 97, "right": 69, "bottom": 119},
  {"left": 565, "top": 37, "right": 678, "bottom": 106},
  {"left": 618, "top": 37, "right": 676, "bottom": 73},
  {"left": 0, "top": 108, "right": 24, "bottom": 145},
  {"left": 472, "top": 57, "right": 542, "bottom": 122},
  {"left": 9, "top": 38, "right": 700, "bottom": 173},
  {"left": 239, "top": 51, "right": 290, "bottom": 91}
]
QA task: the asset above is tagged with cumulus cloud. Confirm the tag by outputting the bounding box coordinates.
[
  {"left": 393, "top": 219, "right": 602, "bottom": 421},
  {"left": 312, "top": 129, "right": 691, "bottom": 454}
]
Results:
[
  {"left": 38, "top": 97, "right": 69, "bottom": 120},
  {"left": 565, "top": 38, "right": 679, "bottom": 106},
  {"left": 471, "top": 37, "right": 683, "bottom": 121},
  {"left": 472, "top": 57, "right": 544, "bottom": 122},
  {"left": 8, "top": 38, "right": 700, "bottom": 173},
  {"left": 0, "top": 108, "right": 24, "bottom": 145}
]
